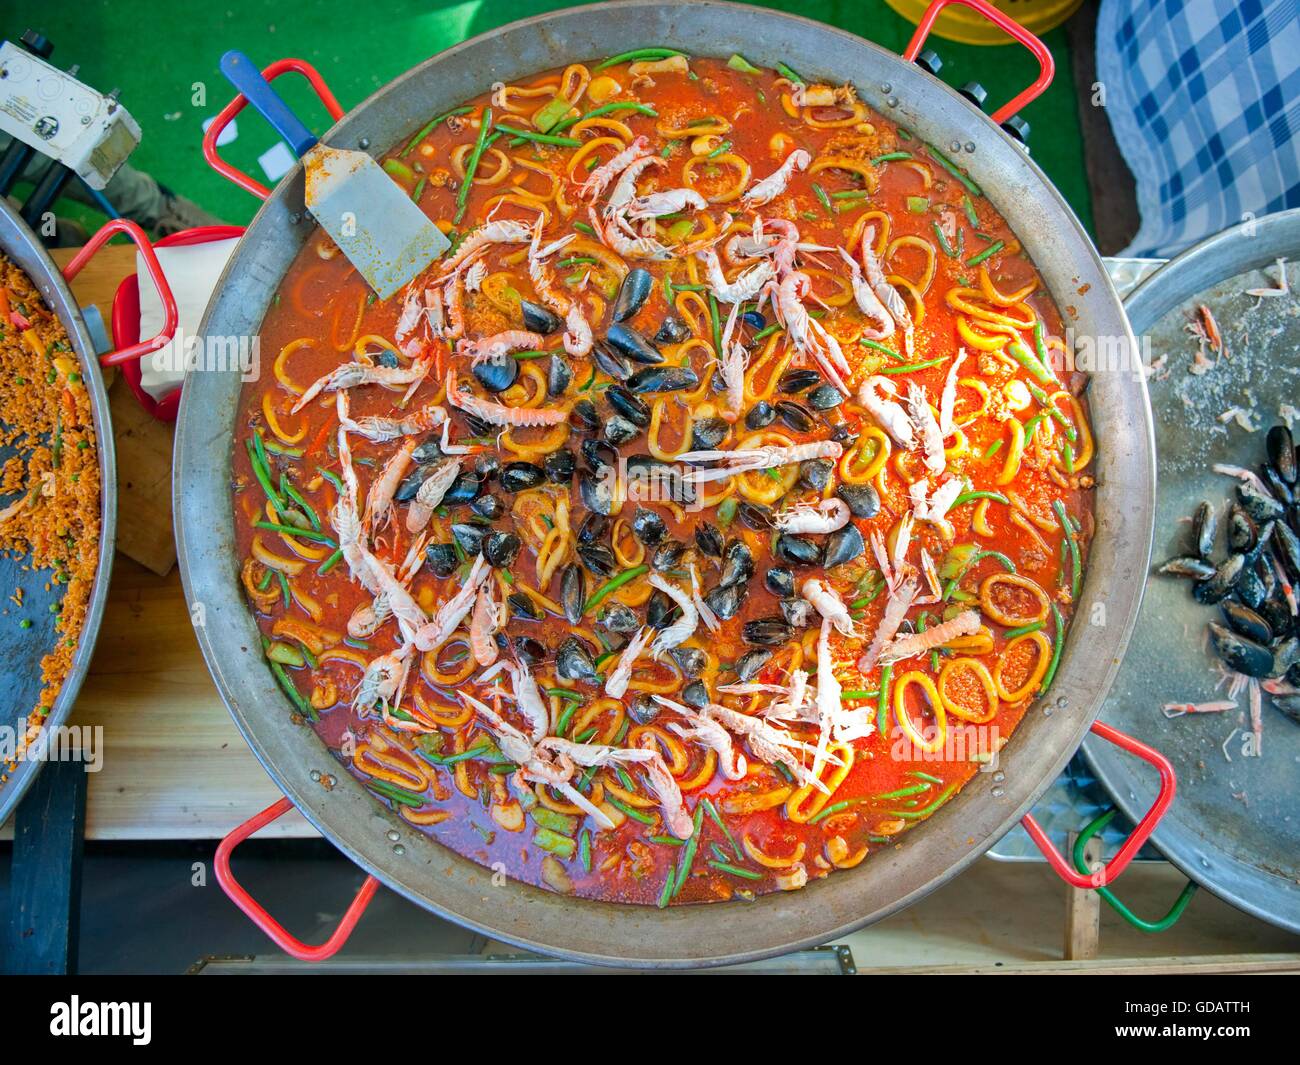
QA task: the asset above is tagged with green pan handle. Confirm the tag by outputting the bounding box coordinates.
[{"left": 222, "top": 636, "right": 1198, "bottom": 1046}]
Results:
[{"left": 1073, "top": 807, "right": 1198, "bottom": 933}]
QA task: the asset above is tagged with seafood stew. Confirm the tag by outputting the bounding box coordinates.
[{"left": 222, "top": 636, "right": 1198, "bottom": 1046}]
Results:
[{"left": 233, "top": 51, "right": 1095, "bottom": 904}]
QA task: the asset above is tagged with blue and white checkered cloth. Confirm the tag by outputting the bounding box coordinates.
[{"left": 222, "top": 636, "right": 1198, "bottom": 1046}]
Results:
[{"left": 1097, "top": 0, "right": 1300, "bottom": 257}]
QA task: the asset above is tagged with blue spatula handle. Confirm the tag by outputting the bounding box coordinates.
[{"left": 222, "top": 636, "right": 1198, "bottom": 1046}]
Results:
[{"left": 219, "top": 50, "right": 318, "bottom": 157}]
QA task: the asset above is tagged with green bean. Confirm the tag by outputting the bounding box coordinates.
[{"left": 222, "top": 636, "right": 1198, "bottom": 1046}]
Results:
[
  {"left": 280, "top": 475, "right": 320, "bottom": 530},
  {"left": 270, "top": 659, "right": 316, "bottom": 722},
  {"left": 707, "top": 139, "right": 733, "bottom": 159},
  {"left": 546, "top": 687, "right": 585, "bottom": 703},
  {"left": 1003, "top": 620, "right": 1046, "bottom": 640},
  {"left": 595, "top": 48, "right": 686, "bottom": 71},
  {"left": 983, "top": 439, "right": 1005, "bottom": 459},
  {"left": 952, "top": 489, "right": 1009, "bottom": 507},
  {"left": 607, "top": 795, "right": 656, "bottom": 825},
  {"left": 245, "top": 437, "right": 284, "bottom": 512},
  {"left": 876, "top": 665, "right": 893, "bottom": 735},
  {"left": 872, "top": 150, "right": 913, "bottom": 164},
  {"left": 727, "top": 54, "right": 763, "bottom": 76},
  {"left": 276, "top": 570, "right": 291, "bottom": 610},
  {"left": 1040, "top": 602, "right": 1066, "bottom": 693},
  {"left": 533, "top": 828, "right": 577, "bottom": 859},
  {"left": 253, "top": 520, "right": 336, "bottom": 545},
  {"left": 931, "top": 220, "right": 957, "bottom": 258},
  {"left": 419, "top": 742, "right": 492, "bottom": 767},
  {"left": 649, "top": 834, "right": 687, "bottom": 846},
  {"left": 315, "top": 465, "right": 344, "bottom": 494},
  {"left": 672, "top": 804, "right": 706, "bottom": 897},
  {"left": 965, "top": 240, "right": 1005, "bottom": 268},
  {"left": 874, "top": 782, "right": 931, "bottom": 801},
  {"left": 808, "top": 798, "right": 865, "bottom": 824},
  {"left": 962, "top": 194, "right": 980, "bottom": 227},
  {"left": 701, "top": 796, "right": 742, "bottom": 862},
  {"left": 584, "top": 564, "right": 649, "bottom": 613},
  {"left": 551, "top": 101, "right": 658, "bottom": 135},
  {"left": 454, "top": 108, "right": 493, "bottom": 225},
  {"left": 1007, "top": 338, "right": 1058, "bottom": 387},
  {"left": 839, "top": 689, "right": 878, "bottom": 701},
  {"left": 775, "top": 61, "right": 804, "bottom": 84},
  {"left": 1053, "top": 499, "right": 1081, "bottom": 599},
  {"left": 879, "top": 356, "right": 947, "bottom": 374},
  {"left": 887, "top": 782, "right": 958, "bottom": 820},
  {"left": 813, "top": 183, "right": 834, "bottom": 216},
  {"left": 707, "top": 860, "right": 762, "bottom": 880},
  {"left": 400, "top": 106, "right": 472, "bottom": 156},
  {"left": 494, "top": 124, "right": 581, "bottom": 148},
  {"left": 859, "top": 338, "right": 903, "bottom": 360},
  {"left": 367, "top": 779, "right": 426, "bottom": 806},
  {"left": 656, "top": 866, "right": 676, "bottom": 908},
  {"left": 578, "top": 829, "right": 593, "bottom": 872},
  {"left": 708, "top": 292, "right": 722, "bottom": 355},
  {"left": 926, "top": 142, "right": 982, "bottom": 196}
]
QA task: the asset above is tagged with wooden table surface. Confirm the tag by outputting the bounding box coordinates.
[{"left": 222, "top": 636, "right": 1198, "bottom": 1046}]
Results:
[{"left": 0, "top": 244, "right": 313, "bottom": 839}]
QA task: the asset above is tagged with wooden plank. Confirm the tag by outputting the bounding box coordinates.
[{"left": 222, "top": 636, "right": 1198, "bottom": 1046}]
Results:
[
  {"left": 5, "top": 759, "right": 87, "bottom": 973},
  {"left": 857, "top": 953, "right": 1300, "bottom": 976},
  {"left": 1064, "top": 831, "right": 1102, "bottom": 960},
  {"left": 49, "top": 244, "right": 177, "bottom": 576}
]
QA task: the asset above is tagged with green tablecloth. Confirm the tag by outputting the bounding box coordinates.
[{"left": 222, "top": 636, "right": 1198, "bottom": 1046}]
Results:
[{"left": 4, "top": 0, "right": 1091, "bottom": 234}]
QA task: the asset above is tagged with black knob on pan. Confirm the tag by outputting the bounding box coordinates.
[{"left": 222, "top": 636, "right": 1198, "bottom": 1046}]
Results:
[
  {"left": 20, "top": 30, "right": 53, "bottom": 59},
  {"left": 914, "top": 48, "right": 943, "bottom": 77},
  {"left": 1001, "top": 114, "right": 1031, "bottom": 145},
  {"left": 959, "top": 82, "right": 988, "bottom": 109}
]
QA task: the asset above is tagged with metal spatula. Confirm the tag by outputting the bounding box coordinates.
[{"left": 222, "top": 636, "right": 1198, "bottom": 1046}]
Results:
[{"left": 219, "top": 51, "right": 448, "bottom": 301}]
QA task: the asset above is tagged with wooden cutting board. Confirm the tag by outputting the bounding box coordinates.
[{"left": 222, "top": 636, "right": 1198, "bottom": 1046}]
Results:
[{"left": 51, "top": 244, "right": 176, "bottom": 577}]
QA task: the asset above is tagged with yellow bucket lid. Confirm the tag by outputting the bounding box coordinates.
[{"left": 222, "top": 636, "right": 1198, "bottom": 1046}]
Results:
[{"left": 884, "top": 0, "right": 1082, "bottom": 45}]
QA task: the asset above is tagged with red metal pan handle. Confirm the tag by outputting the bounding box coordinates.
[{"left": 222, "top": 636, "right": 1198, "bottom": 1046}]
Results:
[
  {"left": 214, "top": 797, "right": 380, "bottom": 961},
  {"left": 902, "top": 0, "right": 1055, "bottom": 125},
  {"left": 203, "top": 58, "right": 345, "bottom": 201},
  {"left": 62, "top": 219, "right": 179, "bottom": 368},
  {"left": 1022, "top": 720, "right": 1176, "bottom": 889}
]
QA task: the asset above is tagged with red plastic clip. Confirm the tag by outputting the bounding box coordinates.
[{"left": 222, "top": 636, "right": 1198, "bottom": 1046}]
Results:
[
  {"left": 1022, "top": 720, "right": 1176, "bottom": 890},
  {"left": 61, "top": 219, "right": 179, "bottom": 368},
  {"left": 202, "top": 57, "right": 345, "bottom": 200},
  {"left": 214, "top": 797, "right": 380, "bottom": 962},
  {"left": 902, "top": 0, "right": 1056, "bottom": 125}
]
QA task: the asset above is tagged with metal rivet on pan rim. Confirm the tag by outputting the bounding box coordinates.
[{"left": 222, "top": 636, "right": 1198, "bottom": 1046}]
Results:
[
  {"left": 965, "top": 141, "right": 975, "bottom": 153},
  {"left": 886, "top": 96, "right": 899, "bottom": 108},
  {"left": 880, "top": 83, "right": 891, "bottom": 93},
  {"left": 386, "top": 829, "right": 400, "bottom": 842},
  {"left": 393, "top": 844, "right": 406, "bottom": 856},
  {"left": 993, "top": 771, "right": 1005, "bottom": 783},
  {"left": 950, "top": 140, "right": 961, "bottom": 153},
  {"left": 991, "top": 786, "right": 1004, "bottom": 798},
  {"left": 309, "top": 769, "right": 321, "bottom": 781},
  {"left": 358, "top": 137, "right": 370, "bottom": 149}
]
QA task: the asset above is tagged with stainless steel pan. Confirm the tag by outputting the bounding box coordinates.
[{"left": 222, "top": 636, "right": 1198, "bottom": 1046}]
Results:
[{"left": 176, "top": 0, "right": 1167, "bottom": 967}]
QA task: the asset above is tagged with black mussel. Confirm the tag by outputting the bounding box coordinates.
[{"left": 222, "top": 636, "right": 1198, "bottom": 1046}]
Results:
[
  {"left": 1259, "top": 596, "right": 1294, "bottom": 639},
  {"left": 483, "top": 530, "right": 521, "bottom": 568},
  {"left": 1237, "top": 562, "right": 1267, "bottom": 610},
  {"left": 376, "top": 349, "right": 399, "bottom": 368},
  {"left": 1275, "top": 520, "right": 1300, "bottom": 578},
  {"left": 1253, "top": 519, "right": 1277, "bottom": 559},
  {"left": 695, "top": 522, "right": 724, "bottom": 558},
  {"left": 508, "top": 592, "right": 541, "bottom": 621},
  {"left": 1267, "top": 424, "right": 1297, "bottom": 485},
  {"left": 473, "top": 451, "right": 500, "bottom": 481},
  {"left": 1238, "top": 481, "right": 1284, "bottom": 522},
  {"left": 647, "top": 589, "right": 681, "bottom": 630},
  {"left": 425, "top": 542, "right": 457, "bottom": 577},
  {"left": 591, "top": 340, "right": 633, "bottom": 381},
  {"left": 1158, "top": 556, "right": 1217, "bottom": 580},
  {"left": 607, "top": 385, "right": 651, "bottom": 428},
  {"left": 653, "top": 539, "right": 687, "bottom": 571},
  {"left": 395, "top": 467, "right": 427, "bottom": 503},
  {"left": 499, "top": 461, "right": 546, "bottom": 493},
  {"left": 745, "top": 401, "right": 776, "bottom": 429},
  {"left": 560, "top": 563, "right": 586, "bottom": 625},
  {"left": 625, "top": 453, "right": 695, "bottom": 506},
  {"left": 719, "top": 538, "right": 755, "bottom": 588},
  {"left": 577, "top": 540, "right": 617, "bottom": 577},
  {"left": 521, "top": 299, "right": 562, "bottom": 334},
  {"left": 1208, "top": 622, "right": 1273, "bottom": 678},
  {"left": 548, "top": 355, "right": 572, "bottom": 397},
  {"left": 807, "top": 384, "right": 844, "bottom": 411},
  {"left": 470, "top": 493, "right": 504, "bottom": 521},
  {"left": 570, "top": 398, "right": 600, "bottom": 432},
  {"left": 443, "top": 473, "right": 482, "bottom": 505},
  {"left": 579, "top": 438, "right": 616, "bottom": 474},
  {"left": 765, "top": 567, "right": 796, "bottom": 598},
  {"left": 1274, "top": 693, "right": 1300, "bottom": 724},
  {"left": 1222, "top": 601, "right": 1273, "bottom": 644},
  {"left": 543, "top": 448, "right": 575, "bottom": 483},
  {"left": 513, "top": 634, "right": 548, "bottom": 664},
  {"left": 628, "top": 692, "right": 660, "bottom": 724},
  {"left": 704, "top": 582, "right": 746, "bottom": 621},
  {"left": 472, "top": 354, "right": 519, "bottom": 393},
  {"left": 775, "top": 533, "right": 822, "bottom": 567},
  {"left": 627, "top": 365, "right": 699, "bottom": 393},
  {"left": 1264, "top": 465, "right": 1295, "bottom": 506},
  {"left": 556, "top": 637, "right": 600, "bottom": 684},
  {"left": 463, "top": 413, "right": 497, "bottom": 439},
  {"left": 682, "top": 680, "right": 710, "bottom": 709},
  {"left": 1193, "top": 553, "right": 1244, "bottom": 604},
  {"left": 738, "top": 501, "right": 774, "bottom": 531},
  {"left": 830, "top": 422, "right": 859, "bottom": 448},
  {"left": 735, "top": 648, "right": 773, "bottom": 682},
  {"left": 632, "top": 507, "right": 668, "bottom": 547},
  {"left": 779, "top": 368, "right": 822, "bottom": 394},
  {"left": 824, "top": 523, "right": 866, "bottom": 568},
  {"left": 670, "top": 647, "right": 707, "bottom": 679},
  {"left": 654, "top": 315, "right": 691, "bottom": 345},
  {"left": 780, "top": 596, "right": 816, "bottom": 629},
  {"left": 1192, "top": 500, "right": 1217, "bottom": 558},
  {"left": 742, "top": 310, "right": 766, "bottom": 332},
  {"left": 412, "top": 439, "right": 443, "bottom": 465},
  {"left": 1272, "top": 636, "right": 1300, "bottom": 679},
  {"left": 604, "top": 414, "right": 642, "bottom": 446},
  {"left": 600, "top": 601, "right": 641, "bottom": 634},
  {"left": 579, "top": 469, "right": 618, "bottom": 515},
  {"left": 837, "top": 482, "right": 880, "bottom": 519},
  {"left": 1256, "top": 554, "right": 1276, "bottom": 600},
  {"left": 1227, "top": 504, "right": 1257, "bottom": 552},
  {"left": 774, "top": 399, "right": 815, "bottom": 433},
  {"left": 743, "top": 616, "right": 794, "bottom": 647},
  {"left": 451, "top": 522, "right": 487, "bottom": 556},
  {"left": 606, "top": 322, "right": 664, "bottom": 365},
  {"left": 577, "top": 512, "right": 610, "bottom": 544},
  {"left": 690, "top": 415, "right": 730, "bottom": 451},
  {"left": 613, "top": 268, "right": 653, "bottom": 323},
  {"left": 800, "top": 458, "right": 833, "bottom": 492}
]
